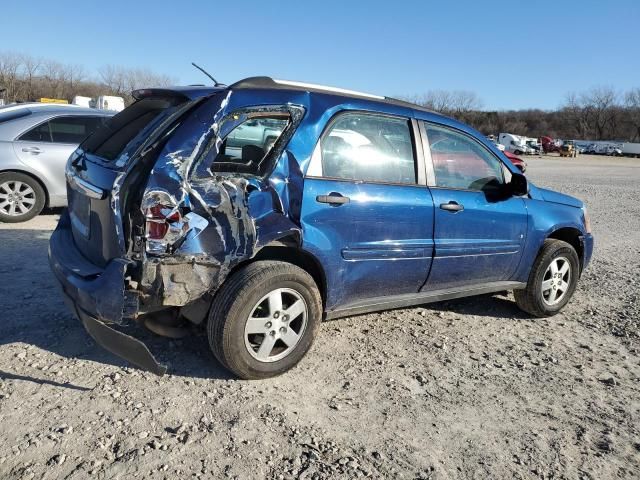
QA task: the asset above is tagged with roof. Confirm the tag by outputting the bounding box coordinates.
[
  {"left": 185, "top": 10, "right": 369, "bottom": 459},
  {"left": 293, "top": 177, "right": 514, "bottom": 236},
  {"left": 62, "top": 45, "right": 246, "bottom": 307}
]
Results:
[
  {"left": 229, "top": 76, "right": 436, "bottom": 114},
  {"left": 0, "top": 103, "right": 109, "bottom": 116}
]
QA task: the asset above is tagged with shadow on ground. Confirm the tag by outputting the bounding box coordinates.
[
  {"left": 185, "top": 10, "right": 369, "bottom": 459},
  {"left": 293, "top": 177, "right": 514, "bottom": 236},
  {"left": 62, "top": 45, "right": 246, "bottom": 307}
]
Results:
[
  {"left": 1, "top": 226, "right": 528, "bottom": 384},
  {"left": 0, "top": 228, "right": 233, "bottom": 382}
]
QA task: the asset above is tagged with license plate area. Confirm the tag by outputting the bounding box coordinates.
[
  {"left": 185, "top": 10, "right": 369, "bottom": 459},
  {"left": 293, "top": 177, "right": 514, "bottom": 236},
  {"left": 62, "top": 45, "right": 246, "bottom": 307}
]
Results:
[{"left": 69, "top": 191, "right": 91, "bottom": 238}]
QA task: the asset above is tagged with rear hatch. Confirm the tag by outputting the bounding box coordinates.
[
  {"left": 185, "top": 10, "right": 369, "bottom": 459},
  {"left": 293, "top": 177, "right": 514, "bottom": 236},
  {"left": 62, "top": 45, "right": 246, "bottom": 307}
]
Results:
[{"left": 66, "top": 91, "right": 206, "bottom": 267}]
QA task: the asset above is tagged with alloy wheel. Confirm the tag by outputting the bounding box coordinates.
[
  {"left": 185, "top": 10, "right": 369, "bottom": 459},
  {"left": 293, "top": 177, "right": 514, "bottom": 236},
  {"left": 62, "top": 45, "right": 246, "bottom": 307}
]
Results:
[
  {"left": 244, "top": 288, "right": 308, "bottom": 363},
  {"left": 541, "top": 256, "right": 571, "bottom": 306},
  {"left": 0, "top": 181, "right": 36, "bottom": 217}
]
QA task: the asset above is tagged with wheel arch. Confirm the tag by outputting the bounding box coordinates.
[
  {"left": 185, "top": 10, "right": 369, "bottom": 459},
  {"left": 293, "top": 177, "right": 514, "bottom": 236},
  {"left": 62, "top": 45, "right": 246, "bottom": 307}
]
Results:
[
  {"left": 0, "top": 168, "right": 50, "bottom": 208},
  {"left": 546, "top": 226, "right": 584, "bottom": 270},
  {"left": 248, "top": 240, "right": 327, "bottom": 308}
]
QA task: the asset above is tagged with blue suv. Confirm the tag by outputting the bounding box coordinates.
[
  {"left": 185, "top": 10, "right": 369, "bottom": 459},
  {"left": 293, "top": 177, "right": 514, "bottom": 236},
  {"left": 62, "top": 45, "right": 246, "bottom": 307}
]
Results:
[{"left": 49, "top": 77, "right": 594, "bottom": 379}]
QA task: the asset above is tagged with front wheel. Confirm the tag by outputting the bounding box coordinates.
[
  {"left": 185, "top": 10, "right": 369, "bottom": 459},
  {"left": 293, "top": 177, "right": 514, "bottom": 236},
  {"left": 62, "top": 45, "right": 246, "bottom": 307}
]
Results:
[
  {"left": 207, "top": 261, "right": 322, "bottom": 379},
  {"left": 514, "top": 239, "right": 580, "bottom": 317}
]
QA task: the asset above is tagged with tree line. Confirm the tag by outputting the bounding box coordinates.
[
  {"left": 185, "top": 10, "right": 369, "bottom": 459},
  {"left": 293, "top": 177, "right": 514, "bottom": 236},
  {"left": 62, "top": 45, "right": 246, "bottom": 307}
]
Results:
[
  {"left": 0, "top": 51, "right": 174, "bottom": 106},
  {"left": 406, "top": 86, "right": 640, "bottom": 142},
  {"left": 2, "top": 51, "right": 639, "bottom": 142}
]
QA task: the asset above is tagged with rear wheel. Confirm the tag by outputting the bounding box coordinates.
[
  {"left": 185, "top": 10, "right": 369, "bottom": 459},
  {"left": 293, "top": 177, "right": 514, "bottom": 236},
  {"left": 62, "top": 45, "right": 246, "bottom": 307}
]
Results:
[
  {"left": 514, "top": 239, "right": 580, "bottom": 317},
  {"left": 0, "top": 172, "right": 46, "bottom": 223},
  {"left": 207, "top": 261, "right": 322, "bottom": 379}
]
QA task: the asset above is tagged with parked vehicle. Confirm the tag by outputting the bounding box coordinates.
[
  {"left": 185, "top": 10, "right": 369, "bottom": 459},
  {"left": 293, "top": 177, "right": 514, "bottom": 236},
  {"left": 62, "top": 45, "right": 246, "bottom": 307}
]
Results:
[
  {"left": 95, "top": 96, "right": 125, "bottom": 112},
  {"left": 498, "top": 133, "right": 533, "bottom": 155},
  {"left": 559, "top": 140, "right": 577, "bottom": 157},
  {"left": 72, "top": 96, "right": 93, "bottom": 108},
  {"left": 503, "top": 150, "right": 527, "bottom": 172},
  {"left": 621, "top": 142, "right": 640, "bottom": 157},
  {"left": 585, "top": 143, "right": 622, "bottom": 156},
  {"left": 525, "top": 138, "right": 542, "bottom": 154},
  {"left": 49, "top": 78, "right": 594, "bottom": 379},
  {"left": 0, "top": 104, "right": 113, "bottom": 222},
  {"left": 541, "top": 136, "right": 561, "bottom": 153}
]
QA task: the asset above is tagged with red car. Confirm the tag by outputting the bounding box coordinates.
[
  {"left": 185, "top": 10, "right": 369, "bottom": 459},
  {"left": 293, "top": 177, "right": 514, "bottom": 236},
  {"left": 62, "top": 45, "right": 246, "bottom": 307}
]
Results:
[{"left": 503, "top": 150, "right": 527, "bottom": 173}]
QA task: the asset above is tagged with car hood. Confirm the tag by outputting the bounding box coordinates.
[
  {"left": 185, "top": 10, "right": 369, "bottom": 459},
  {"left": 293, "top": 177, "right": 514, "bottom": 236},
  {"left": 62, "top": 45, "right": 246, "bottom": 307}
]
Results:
[{"left": 532, "top": 186, "right": 583, "bottom": 208}]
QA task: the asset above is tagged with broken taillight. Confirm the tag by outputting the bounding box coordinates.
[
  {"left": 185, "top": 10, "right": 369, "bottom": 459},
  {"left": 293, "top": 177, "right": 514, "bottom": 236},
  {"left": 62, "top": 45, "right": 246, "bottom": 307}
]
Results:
[
  {"left": 141, "top": 190, "right": 209, "bottom": 255},
  {"left": 145, "top": 204, "right": 181, "bottom": 240},
  {"left": 142, "top": 191, "right": 185, "bottom": 254}
]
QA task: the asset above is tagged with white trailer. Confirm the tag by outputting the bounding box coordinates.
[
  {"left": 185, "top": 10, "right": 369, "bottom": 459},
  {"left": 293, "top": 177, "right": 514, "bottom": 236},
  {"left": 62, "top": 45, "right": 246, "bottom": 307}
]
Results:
[{"left": 622, "top": 142, "right": 640, "bottom": 157}]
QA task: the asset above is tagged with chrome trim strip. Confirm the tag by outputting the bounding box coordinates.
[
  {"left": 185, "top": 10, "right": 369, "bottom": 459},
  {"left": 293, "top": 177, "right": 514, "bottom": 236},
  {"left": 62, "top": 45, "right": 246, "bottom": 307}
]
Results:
[{"left": 67, "top": 173, "right": 106, "bottom": 200}]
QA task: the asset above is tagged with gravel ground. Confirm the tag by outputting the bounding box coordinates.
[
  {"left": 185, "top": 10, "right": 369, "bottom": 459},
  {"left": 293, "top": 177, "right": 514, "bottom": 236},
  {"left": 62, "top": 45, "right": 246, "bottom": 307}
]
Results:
[{"left": 0, "top": 154, "right": 638, "bottom": 479}]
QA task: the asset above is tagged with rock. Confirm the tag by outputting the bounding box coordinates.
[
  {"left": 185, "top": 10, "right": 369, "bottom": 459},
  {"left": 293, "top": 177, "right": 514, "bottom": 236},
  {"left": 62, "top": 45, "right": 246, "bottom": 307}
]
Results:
[
  {"left": 599, "top": 376, "right": 618, "bottom": 386},
  {"left": 47, "top": 454, "right": 66, "bottom": 465}
]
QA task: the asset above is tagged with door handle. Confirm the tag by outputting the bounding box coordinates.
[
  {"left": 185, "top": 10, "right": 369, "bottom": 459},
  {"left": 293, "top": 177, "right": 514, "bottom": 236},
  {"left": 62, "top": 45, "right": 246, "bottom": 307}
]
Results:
[
  {"left": 439, "top": 201, "right": 464, "bottom": 212},
  {"left": 22, "top": 147, "right": 42, "bottom": 154},
  {"left": 316, "top": 193, "right": 350, "bottom": 206}
]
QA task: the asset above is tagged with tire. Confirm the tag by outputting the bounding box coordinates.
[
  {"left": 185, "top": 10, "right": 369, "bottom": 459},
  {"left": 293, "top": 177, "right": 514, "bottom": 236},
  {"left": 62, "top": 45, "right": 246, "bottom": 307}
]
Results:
[
  {"left": 514, "top": 239, "right": 580, "bottom": 317},
  {"left": 514, "top": 150, "right": 523, "bottom": 155},
  {"left": 0, "top": 172, "right": 46, "bottom": 223},
  {"left": 207, "top": 261, "right": 322, "bottom": 379}
]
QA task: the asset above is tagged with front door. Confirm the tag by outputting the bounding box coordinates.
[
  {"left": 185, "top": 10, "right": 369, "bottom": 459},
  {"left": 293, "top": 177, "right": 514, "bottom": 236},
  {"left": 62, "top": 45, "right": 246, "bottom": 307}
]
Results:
[
  {"left": 421, "top": 122, "right": 528, "bottom": 290},
  {"left": 301, "top": 112, "right": 435, "bottom": 310}
]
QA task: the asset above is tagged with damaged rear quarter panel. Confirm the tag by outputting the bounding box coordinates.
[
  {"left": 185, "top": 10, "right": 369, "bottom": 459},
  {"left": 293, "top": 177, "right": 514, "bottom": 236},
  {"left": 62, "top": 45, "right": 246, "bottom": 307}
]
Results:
[{"left": 137, "top": 90, "right": 308, "bottom": 311}]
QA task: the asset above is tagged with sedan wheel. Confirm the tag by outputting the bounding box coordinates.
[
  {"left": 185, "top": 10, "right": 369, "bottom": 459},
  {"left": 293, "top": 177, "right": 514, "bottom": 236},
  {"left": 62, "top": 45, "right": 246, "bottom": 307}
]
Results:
[{"left": 0, "top": 172, "right": 46, "bottom": 223}]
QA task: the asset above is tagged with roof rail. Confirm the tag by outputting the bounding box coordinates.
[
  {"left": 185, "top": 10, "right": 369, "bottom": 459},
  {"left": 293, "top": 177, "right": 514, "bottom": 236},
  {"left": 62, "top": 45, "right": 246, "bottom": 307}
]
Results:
[
  {"left": 229, "top": 76, "right": 384, "bottom": 100},
  {"left": 228, "top": 76, "right": 435, "bottom": 113}
]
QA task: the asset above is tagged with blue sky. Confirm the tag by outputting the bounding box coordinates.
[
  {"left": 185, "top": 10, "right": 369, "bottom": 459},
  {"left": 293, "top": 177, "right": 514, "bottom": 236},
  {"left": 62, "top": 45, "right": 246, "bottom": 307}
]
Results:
[{"left": 2, "top": 0, "right": 639, "bottom": 110}]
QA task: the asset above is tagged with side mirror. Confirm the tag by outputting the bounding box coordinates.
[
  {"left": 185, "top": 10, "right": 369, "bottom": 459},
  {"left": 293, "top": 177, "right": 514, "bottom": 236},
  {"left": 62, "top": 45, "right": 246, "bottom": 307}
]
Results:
[{"left": 509, "top": 172, "right": 528, "bottom": 196}]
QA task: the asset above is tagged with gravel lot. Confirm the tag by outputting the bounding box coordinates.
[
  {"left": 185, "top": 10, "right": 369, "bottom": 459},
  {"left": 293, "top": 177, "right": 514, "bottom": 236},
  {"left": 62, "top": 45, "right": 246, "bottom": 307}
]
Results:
[{"left": 0, "top": 154, "right": 638, "bottom": 479}]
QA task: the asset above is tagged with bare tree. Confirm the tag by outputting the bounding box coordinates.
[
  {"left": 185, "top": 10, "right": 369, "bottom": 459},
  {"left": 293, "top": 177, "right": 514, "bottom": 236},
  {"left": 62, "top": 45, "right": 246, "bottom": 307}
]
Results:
[
  {"left": 20, "top": 54, "right": 41, "bottom": 101},
  {"left": 580, "top": 86, "right": 618, "bottom": 140},
  {"left": 625, "top": 88, "right": 640, "bottom": 141},
  {"left": 0, "top": 52, "right": 23, "bottom": 102}
]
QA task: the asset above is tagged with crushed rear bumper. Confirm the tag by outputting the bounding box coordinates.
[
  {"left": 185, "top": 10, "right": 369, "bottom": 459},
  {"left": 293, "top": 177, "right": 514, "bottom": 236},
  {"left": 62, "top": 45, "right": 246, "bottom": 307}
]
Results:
[{"left": 49, "top": 211, "right": 166, "bottom": 375}]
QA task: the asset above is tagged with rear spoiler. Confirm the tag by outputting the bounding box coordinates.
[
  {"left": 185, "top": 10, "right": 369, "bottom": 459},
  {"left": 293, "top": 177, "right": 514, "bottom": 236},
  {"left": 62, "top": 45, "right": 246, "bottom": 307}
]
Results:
[{"left": 132, "top": 86, "right": 225, "bottom": 102}]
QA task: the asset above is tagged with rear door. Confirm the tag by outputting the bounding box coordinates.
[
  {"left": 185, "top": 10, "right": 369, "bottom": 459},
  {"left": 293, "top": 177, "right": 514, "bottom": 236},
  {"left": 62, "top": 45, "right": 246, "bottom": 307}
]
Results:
[
  {"left": 421, "top": 122, "right": 528, "bottom": 290},
  {"left": 301, "top": 111, "right": 434, "bottom": 309},
  {"left": 14, "top": 115, "right": 107, "bottom": 200}
]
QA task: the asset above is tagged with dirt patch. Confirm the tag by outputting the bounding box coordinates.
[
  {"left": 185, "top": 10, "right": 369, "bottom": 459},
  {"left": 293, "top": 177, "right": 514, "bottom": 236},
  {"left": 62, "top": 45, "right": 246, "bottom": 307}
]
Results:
[{"left": 0, "top": 155, "right": 638, "bottom": 479}]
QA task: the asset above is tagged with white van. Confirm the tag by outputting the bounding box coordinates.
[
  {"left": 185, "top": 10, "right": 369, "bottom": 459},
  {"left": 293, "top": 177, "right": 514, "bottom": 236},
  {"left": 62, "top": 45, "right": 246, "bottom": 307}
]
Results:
[
  {"left": 498, "top": 133, "right": 533, "bottom": 155},
  {"left": 95, "top": 96, "right": 125, "bottom": 112}
]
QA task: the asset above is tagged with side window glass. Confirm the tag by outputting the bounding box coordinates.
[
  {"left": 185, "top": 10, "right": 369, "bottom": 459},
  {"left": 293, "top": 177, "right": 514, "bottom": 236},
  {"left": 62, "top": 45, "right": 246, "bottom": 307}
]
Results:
[
  {"left": 209, "top": 115, "right": 290, "bottom": 174},
  {"left": 19, "top": 121, "right": 53, "bottom": 142},
  {"left": 426, "top": 124, "right": 504, "bottom": 191},
  {"left": 48, "top": 116, "right": 101, "bottom": 144},
  {"left": 320, "top": 113, "right": 416, "bottom": 184}
]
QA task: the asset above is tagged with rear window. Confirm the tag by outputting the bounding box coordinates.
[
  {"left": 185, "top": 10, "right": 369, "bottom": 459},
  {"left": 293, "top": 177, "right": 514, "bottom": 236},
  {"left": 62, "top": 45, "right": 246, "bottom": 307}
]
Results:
[{"left": 81, "top": 96, "right": 184, "bottom": 161}]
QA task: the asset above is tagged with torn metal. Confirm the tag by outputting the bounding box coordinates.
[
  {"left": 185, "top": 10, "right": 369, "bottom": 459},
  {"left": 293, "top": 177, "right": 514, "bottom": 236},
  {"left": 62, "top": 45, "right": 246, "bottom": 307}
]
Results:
[{"left": 131, "top": 94, "right": 306, "bottom": 314}]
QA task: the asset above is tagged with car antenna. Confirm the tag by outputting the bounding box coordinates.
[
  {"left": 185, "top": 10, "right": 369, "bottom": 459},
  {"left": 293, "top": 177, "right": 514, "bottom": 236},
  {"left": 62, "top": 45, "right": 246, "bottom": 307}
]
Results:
[{"left": 191, "top": 62, "right": 226, "bottom": 87}]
